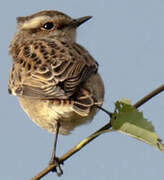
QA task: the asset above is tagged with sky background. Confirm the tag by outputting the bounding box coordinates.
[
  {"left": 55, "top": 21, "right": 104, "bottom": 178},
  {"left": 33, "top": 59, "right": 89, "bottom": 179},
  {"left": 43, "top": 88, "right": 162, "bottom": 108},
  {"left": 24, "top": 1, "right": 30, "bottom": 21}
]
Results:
[{"left": 0, "top": 0, "right": 164, "bottom": 179}]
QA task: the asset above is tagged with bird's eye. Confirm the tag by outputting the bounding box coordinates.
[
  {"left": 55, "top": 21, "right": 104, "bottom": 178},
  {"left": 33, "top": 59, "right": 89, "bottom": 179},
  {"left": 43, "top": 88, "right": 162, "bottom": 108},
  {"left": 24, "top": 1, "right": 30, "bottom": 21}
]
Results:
[{"left": 42, "top": 22, "right": 54, "bottom": 30}]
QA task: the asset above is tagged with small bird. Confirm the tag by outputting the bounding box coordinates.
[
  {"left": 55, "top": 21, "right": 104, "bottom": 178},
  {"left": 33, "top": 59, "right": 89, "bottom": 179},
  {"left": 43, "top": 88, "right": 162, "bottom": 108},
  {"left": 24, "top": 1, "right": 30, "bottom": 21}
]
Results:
[{"left": 8, "top": 10, "right": 104, "bottom": 175}]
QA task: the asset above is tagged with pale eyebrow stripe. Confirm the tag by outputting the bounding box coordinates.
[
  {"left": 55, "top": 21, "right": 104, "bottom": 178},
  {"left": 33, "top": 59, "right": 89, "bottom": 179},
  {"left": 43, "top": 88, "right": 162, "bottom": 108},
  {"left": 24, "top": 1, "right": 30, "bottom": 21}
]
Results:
[{"left": 22, "top": 16, "right": 52, "bottom": 29}]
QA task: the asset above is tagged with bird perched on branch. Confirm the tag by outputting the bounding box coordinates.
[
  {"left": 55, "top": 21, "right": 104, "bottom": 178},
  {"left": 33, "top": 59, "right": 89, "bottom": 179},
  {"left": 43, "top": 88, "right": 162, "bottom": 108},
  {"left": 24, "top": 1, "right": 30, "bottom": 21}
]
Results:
[{"left": 8, "top": 10, "right": 104, "bottom": 175}]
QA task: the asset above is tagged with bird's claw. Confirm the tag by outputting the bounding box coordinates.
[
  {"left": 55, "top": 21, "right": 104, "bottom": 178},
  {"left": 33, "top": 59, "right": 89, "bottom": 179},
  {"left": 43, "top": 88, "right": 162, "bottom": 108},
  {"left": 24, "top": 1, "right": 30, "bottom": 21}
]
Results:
[{"left": 49, "top": 157, "right": 63, "bottom": 176}]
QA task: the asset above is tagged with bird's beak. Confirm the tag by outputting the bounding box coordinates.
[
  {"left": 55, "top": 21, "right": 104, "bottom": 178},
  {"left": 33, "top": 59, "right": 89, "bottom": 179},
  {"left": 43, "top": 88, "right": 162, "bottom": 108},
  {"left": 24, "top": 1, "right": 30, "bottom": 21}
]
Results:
[{"left": 71, "top": 16, "right": 92, "bottom": 27}]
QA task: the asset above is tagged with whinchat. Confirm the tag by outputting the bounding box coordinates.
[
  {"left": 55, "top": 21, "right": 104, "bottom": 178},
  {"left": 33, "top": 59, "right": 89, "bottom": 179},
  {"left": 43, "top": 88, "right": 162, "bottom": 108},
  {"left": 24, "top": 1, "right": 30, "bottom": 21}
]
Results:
[{"left": 8, "top": 10, "right": 104, "bottom": 175}]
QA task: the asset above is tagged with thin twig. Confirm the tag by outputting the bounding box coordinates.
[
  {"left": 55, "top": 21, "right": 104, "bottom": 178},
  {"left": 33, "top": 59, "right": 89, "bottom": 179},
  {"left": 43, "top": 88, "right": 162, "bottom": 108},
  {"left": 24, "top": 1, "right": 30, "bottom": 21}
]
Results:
[
  {"left": 30, "top": 123, "right": 112, "bottom": 180},
  {"left": 30, "top": 84, "right": 164, "bottom": 180},
  {"left": 133, "top": 84, "right": 164, "bottom": 108}
]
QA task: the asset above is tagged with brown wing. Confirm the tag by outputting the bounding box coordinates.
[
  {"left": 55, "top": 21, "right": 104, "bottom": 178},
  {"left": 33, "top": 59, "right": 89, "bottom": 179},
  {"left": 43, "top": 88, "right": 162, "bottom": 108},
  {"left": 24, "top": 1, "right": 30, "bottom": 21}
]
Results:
[{"left": 9, "top": 39, "right": 98, "bottom": 99}]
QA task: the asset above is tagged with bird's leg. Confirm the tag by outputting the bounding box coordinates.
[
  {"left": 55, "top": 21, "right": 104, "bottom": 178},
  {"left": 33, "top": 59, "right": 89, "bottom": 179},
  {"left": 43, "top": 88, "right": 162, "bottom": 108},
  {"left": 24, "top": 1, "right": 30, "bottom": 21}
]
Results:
[
  {"left": 96, "top": 105, "right": 113, "bottom": 118},
  {"left": 50, "top": 121, "right": 60, "bottom": 163},
  {"left": 49, "top": 120, "right": 63, "bottom": 176}
]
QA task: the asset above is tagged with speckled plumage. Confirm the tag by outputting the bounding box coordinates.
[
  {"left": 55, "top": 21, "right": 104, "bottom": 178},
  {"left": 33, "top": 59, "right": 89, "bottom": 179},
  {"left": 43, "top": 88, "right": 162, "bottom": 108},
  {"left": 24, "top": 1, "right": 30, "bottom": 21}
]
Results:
[{"left": 8, "top": 10, "right": 104, "bottom": 135}]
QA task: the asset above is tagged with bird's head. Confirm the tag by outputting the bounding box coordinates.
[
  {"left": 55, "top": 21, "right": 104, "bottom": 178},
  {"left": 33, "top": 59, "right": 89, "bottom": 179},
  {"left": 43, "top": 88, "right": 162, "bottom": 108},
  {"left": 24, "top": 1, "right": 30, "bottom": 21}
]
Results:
[{"left": 16, "top": 10, "right": 92, "bottom": 41}]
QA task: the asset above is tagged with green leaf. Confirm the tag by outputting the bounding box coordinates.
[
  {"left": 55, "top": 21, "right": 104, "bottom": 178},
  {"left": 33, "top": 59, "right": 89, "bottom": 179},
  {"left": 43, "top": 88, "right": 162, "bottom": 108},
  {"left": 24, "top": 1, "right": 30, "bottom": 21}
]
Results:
[
  {"left": 119, "top": 98, "right": 131, "bottom": 105},
  {"left": 111, "top": 101, "right": 164, "bottom": 152}
]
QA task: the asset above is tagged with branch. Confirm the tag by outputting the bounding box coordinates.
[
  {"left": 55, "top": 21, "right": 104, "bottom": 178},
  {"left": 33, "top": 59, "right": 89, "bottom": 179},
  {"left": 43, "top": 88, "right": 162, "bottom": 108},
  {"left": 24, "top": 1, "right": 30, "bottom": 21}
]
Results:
[
  {"left": 30, "top": 84, "right": 164, "bottom": 180},
  {"left": 30, "top": 123, "right": 112, "bottom": 180},
  {"left": 133, "top": 84, "right": 164, "bottom": 108}
]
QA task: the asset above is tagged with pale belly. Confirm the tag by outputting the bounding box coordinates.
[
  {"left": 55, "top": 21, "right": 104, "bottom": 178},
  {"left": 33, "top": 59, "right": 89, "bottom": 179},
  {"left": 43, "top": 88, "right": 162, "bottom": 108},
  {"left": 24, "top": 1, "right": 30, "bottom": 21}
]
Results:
[
  {"left": 17, "top": 74, "right": 104, "bottom": 135},
  {"left": 18, "top": 97, "right": 97, "bottom": 135}
]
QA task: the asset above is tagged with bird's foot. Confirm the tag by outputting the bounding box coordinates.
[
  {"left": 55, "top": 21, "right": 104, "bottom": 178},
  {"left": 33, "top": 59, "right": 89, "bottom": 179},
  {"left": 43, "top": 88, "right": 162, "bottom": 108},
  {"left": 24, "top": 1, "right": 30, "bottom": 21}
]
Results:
[{"left": 49, "top": 157, "right": 63, "bottom": 176}]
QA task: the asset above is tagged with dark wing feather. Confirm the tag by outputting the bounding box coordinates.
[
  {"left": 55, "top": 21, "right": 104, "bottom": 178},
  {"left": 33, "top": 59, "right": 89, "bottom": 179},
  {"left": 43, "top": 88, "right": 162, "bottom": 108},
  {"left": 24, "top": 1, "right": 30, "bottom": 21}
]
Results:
[{"left": 9, "top": 39, "right": 98, "bottom": 99}]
